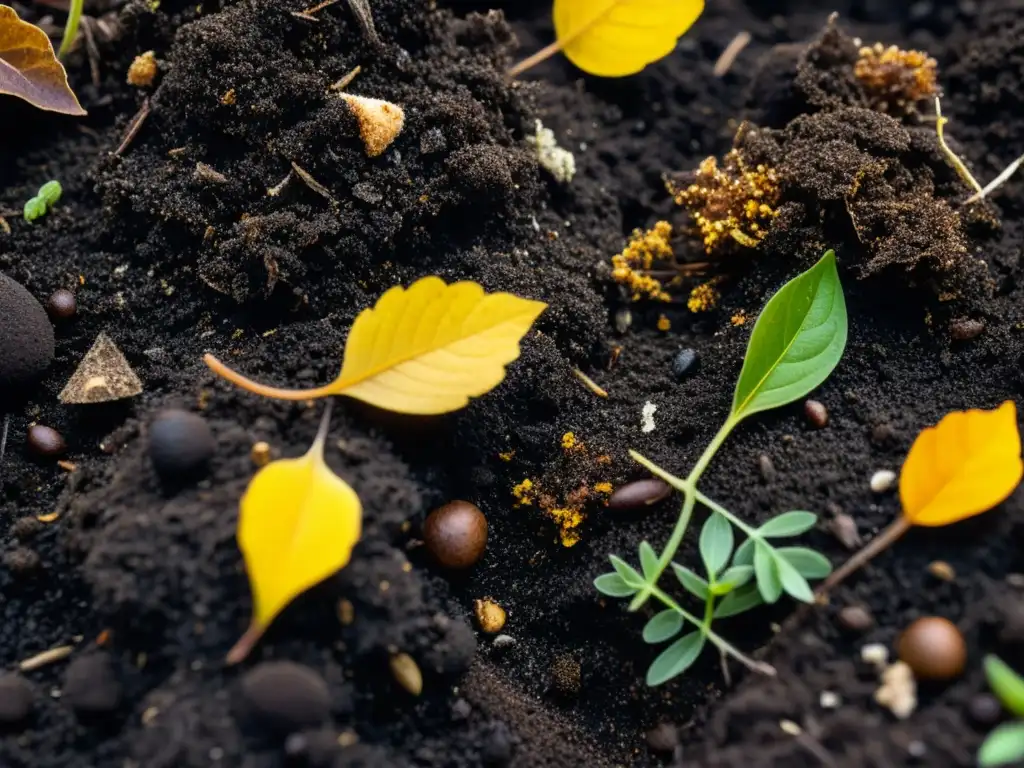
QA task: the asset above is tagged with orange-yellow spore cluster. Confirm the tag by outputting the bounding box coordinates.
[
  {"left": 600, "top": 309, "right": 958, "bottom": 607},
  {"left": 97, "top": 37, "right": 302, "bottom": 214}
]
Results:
[
  {"left": 610, "top": 221, "right": 674, "bottom": 301},
  {"left": 687, "top": 282, "right": 720, "bottom": 313},
  {"left": 673, "top": 151, "right": 780, "bottom": 254},
  {"left": 854, "top": 43, "right": 938, "bottom": 112}
]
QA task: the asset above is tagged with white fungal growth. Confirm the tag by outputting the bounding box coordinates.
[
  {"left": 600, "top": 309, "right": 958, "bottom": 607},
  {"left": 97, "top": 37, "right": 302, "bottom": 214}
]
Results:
[
  {"left": 528, "top": 120, "right": 576, "bottom": 183},
  {"left": 641, "top": 401, "right": 657, "bottom": 433}
]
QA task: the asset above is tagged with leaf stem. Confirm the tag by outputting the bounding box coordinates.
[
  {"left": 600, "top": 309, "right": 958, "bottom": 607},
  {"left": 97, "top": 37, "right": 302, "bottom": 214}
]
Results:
[
  {"left": 693, "top": 488, "right": 759, "bottom": 539},
  {"left": 815, "top": 516, "right": 911, "bottom": 597},
  {"left": 204, "top": 354, "right": 335, "bottom": 401},
  {"left": 508, "top": 40, "right": 564, "bottom": 78},
  {"left": 58, "top": 0, "right": 84, "bottom": 60}
]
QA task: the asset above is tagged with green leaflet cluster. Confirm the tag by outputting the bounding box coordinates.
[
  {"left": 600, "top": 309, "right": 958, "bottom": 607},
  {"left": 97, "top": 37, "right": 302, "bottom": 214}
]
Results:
[
  {"left": 979, "top": 656, "right": 1024, "bottom": 766},
  {"left": 23, "top": 180, "right": 63, "bottom": 223},
  {"left": 594, "top": 250, "right": 849, "bottom": 685}
]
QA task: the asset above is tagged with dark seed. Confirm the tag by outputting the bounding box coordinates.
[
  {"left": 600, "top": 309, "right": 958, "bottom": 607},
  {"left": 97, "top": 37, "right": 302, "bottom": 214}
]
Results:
[
  {"left": 0, "top": 273, "right": 54, "bottom": 397},
  {"left": 646, "top": 723, "right": 679, "bottom": 753},
  {"left": 897, "top": 617, "right": 966, "bottom": 680},
  {"left": 804, "top": 399, "right": 828, "bottom": 428},
  {"left": 26, "top": 424, "right": 66, "bottom": 459},
  {"left": 950, "top": 318, "right": 985, "bottom": 341},
  {"left": 423, "top": 501, "right": 488, "bottom": 569},
  {"left": 148, "top": 409, "right": 215, "bottom": 484},
  {"left": 550, "top": 655, "right": 581, "bottom": 697},
  {"left": 240, "top": 661, "right": 330, "bottom": 735},
  {"left": 0, "top": 674, "right": 33, "bottom": 725},
  {"left": 608, "top": 479, "right": 672, "bottom": 510},
  {"left": 837, "top": 605, "right": 874, "bottom": 632},
  {"left": 64, "top": 653, "right": 121, "bottom": 716},
  {"left": 967, "top": 693, "right": 1003, "bottom": 727},
  {"left": 671, "top": 348, "right": 698, "bottom": 380},
  {"left": 758, "top": 454, "right": 776, "bottom": 483},
  {"left": 829, "top": 513, "right": 861, "bottom": 550},
  {"left": 45, "top": 289, "right": 77, "bottom": 321}
]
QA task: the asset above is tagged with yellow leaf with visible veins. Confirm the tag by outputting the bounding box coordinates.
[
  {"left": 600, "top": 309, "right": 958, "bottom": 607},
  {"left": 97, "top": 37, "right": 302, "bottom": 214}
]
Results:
[
  {"left": 0, "top": 6, "right": 85, "bottom": 115},
  {"left": 900, "top": 401, "right": 1023, "bottom": 527},
  {"left": 554, "top": 0, "right": 704, "bottom": 78}
]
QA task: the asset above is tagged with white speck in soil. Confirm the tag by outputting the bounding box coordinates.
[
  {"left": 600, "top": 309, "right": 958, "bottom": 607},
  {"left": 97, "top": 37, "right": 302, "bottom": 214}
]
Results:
[
  {"left": 870, "top": 469, "right": 897, "bottom": 493},
  {"left": 641, "top": 401, "right": 657, "bottom": 433}
]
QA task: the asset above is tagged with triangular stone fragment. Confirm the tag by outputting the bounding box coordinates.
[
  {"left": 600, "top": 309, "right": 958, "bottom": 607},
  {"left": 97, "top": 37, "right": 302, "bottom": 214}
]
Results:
[{"left": 59, "top": 332, "right": 143, "bottom": 404}]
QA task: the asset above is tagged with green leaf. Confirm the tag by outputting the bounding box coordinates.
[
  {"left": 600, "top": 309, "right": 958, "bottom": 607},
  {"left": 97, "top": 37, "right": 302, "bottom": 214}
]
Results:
[
  {"left": 776, "top": 547, "right": 832, "bottom": 579},
  {"left": 713, "top": 583, "right": 764, "bottom": 618},
  {"left": 754, "top": 543, "right": 782, "bottom": 603},
  {"left": 699, "top": 512, "right": 733, "bottom": 578},
  {"left": 646, "top": 631, "right": 706, "bottom": 686},
  {"left": 628, "top": 588, "right": 652, "bottom": 612},
  {"left": 672, "top": 563, "right": 710, "bottom": 600},
  {"left": 718, "top": 564, "right": 754, "bottom": 589},
  {"left": 609, "top": 555, "right": 645, "bottom": 587},
  {"left": 638, "top": 541, "right": 659, "bottom": 581},
  {"left": 733, "top": 537, "right": 755, "bottom": 567},
  {"left": 730, "top": 250, "right": 847, "bottom": 420},
  {"left": 986, "top": 655, "right": 1024, "bottom": 718},
  {"left": 758, "top": 511, "right": 817, "bottom": 538},
  {"left": 594, "top": 572, "right": 638, "bottom": 597},
  {"left": 643, "top": 610, "right": 684, "bottom": 644},
  {"left": 774, "top": 553, "right": 814, "bottom": 603},
  {"left": 978, "top": 723, "right": 1024, "bottom": 767}
]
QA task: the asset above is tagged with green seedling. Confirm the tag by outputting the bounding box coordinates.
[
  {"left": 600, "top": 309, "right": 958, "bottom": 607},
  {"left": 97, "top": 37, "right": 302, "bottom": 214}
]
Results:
[
  {"left": 595, "top": 251, "right": 848, "bottom": 685},
  {"left": 24, "top": 181, "right": 63, "bottom": 223},
  {"left": 979, "top": 655, "right": 1024, "bottom": 766},
  {"left": 58, "top": 0, "right": 83, "bottom": 60}
]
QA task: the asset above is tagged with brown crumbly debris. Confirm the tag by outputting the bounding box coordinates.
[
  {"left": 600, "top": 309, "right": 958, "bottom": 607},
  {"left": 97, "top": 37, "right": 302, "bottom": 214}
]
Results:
[
  {"left": 339, "top": 94, "right": 405, "bottom": 157},
  {"left": 126, "top": 51, "right": 158, "bottom": 88},
  {"left": 854, "top": 43, "right": 938, "bottom": 113},
  {"left": 610, "top": 221, "right": 674, "bottom": 301}
]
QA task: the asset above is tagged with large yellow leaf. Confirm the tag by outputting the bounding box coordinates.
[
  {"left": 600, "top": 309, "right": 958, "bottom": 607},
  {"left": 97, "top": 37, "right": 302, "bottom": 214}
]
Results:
[
  {"left": 204, "top": 277, "right": 547, "bottom": 415},
  {"left": 900, "top": 401, "right": 1023, "bottom": 527},
  {"left": 554, "top": 0, "right": 705, "bottom": 77},
  {"left": 0, "top": 6, "right": 85, "bottom": 115},
  {"left": 226, "top": 403, "right": 362, "bottom": 664}
]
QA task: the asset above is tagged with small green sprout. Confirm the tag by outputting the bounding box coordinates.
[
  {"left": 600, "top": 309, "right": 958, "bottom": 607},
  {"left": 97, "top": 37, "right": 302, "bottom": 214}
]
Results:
[
  {"left": 23, "top": 181, "right": 63, "bottom": 223},
  {"left": 57, "top": 0, "right": 84, "bottom": 60},
  {"left": 594, "top": 251, "right": 848, "bottom": 685},
  {"left": 979, "top": 655, "right": 1024, "bottom": 766}
]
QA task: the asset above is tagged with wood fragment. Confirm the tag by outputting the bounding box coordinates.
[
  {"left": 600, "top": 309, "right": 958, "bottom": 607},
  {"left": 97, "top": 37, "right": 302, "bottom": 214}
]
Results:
[
  {"left": 571, "top": 367, "right": 608, "bottom": 398},
  {"left": 329, "top": 65, "right": 363, "bottom": 92},
  {"left": 290, "top": 162, "right": 336, "bottom": 203},
  {"left": 0, "top": 216, "right": 9, "bottom": 235},
  {"left": 37, "top": 511, "right": 60, "bottom": 523},
  {"left": 713, "top": 31, "right": 752, "bottom": 77},
  {"left": 114, "top": 98, "right": 151, "bottom": 157},
  {"left": 266, "top": 170, "right": 293, "bottom": 197},
  {"left": 81, "top": 16, "right": 102, "bottom": 88},
  {"left": 291, "top": 0, "right": 340, "bottom": 20},
  {"left": 19, "top": 645, "right": 74, "bottom": 672},
  {"left": 57, "top": 460, "right": 77, "bottom": 472},
  {"left": 346, "top": 0, "right": 382, "bottom": 47},
  {"left": 194, "top": 162, "right": 228, "bottom": 185}
]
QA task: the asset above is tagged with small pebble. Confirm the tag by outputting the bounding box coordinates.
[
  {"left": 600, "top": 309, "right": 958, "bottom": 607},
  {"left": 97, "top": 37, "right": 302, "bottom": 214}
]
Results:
[
  {"left": 474, "top": 599, "right": 507, "bottom": 634},
  {"left": 898, "top": 617, "right": 966, "bottom": 681},
  {"left": 927, "top": 560, "right": 956, "bottom": 582},
  {"left": 861, "top": 642, "right": 889, "bottom": 668},
  {"left": 967, "top": 693, "right": 1003, "bottom": 727},
  {"left": 239, "top": 661, "right": 330, "bottom": 734},
  {"left": 839, "top": 605, "right": 875, "bottom": 633},
  {"left": 45, "top": 289, "right": 77, "bottom": 321},
  {"left": 671, "top": 348, "right": 698, "bottom": 380},
  {"left": 645, "top": 723, "right": 679, "bottom": 754},
  {"left": 64, "top": 653, "right": 121, "bottom": 716},
  {"left": 607, "top": 479, "right": 672, "bottom": 510},
  {"left": 829, "top": 512, "right": 861, "bottom": 550},
  {"left": 0, "top": 273, "right": 55, "bottom": 396},
  {"left": 423, "top": 501, "right": 488, "bottom": 569},
  {"left": 819, "top": 691, "right": 840, "bottom": 709},
  {"left": 3, "top": 548, "right": 41, "bottom": 574},
  {"left": 0, "top": 674, "right": 33, "bottom": 725},
  {"left": 480, "top": 721, "right": 514, "bottom": 766},
  {"left": 870, "top": 469, "right": 897, "bottom": 493},
  {"left": 907, "top": 740, "right": 927, "bottom": 760},
  {"left": 871, "top": 423, "right": 895, "bottom": 445},
  {"left": 550, "top": 655, "right": 581, "bottom": 697},
  {"left": 148, "top": 409, "right": 215, "bottom": 483},
  {"left": 390, "top": 653, "right": 423, "bottom": 696},
  {"left": 804, "top": 399, "right": 828, "bottom": 428},
  {"left": 950, "top": 318, "right": 985, "bottom": 341},
  {"left": 758, "top": 454, "right": 777, "bottom": 483},
  {"left": 26, "top": 424, "right": 66, "bottom": 459},
  {"left": 492, "top": 634, "right": 516, "bottom": 650},
  {"left": 451, "top": 698, "right": 472, "bottom": 720}
]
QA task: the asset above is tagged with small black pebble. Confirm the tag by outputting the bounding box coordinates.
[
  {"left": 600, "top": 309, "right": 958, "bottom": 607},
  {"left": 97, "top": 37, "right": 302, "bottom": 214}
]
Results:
[
  {"left": 967, "top": 693, "right": 1003, "bottom": 727},
  {"left": 64, "top": 653, "right": 121, "bottom": 716},
  {"left": 671, "top": 348, "right": 698, "bottom": 380},
  {"left": 480, "top": 721, "right": 514, "bottom": 766},
  {"left": 0, "top": 274, "right": 54, "bottom": 397},
  {"left": 148, "top": 409, "right": 215, "bottom": 483},
  {"left": 240, "top": 661, "right": 330, "bottom": 735},
  {"left": 0, "top": 674, "right": 33, "bottom": 726},
  {"left": 646, "top": 722, "right": 679, "bottom": 753},
  {"left": 26, "top": 424, "right": 66, "bottom": 459},
  {"left": 3, "top": 548, "right": 40, "bottom": 574},
  {"left": 451, "top": 698, "right": 472, "bottom": 720},
  {"left": 45, "top": 289, "right": 77, "bottom": 321}
]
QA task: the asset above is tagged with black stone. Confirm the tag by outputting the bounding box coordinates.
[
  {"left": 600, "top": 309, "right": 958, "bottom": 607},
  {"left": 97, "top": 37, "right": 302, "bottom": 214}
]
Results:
[
  {"left": 0, "top": 274, "right": 54, "bottom": 397},
  {"left": 148, "top": 409, "right": 215, "bottom": 484},
  {"left": 0, "top": 674, "right": 33, "bottom": 726},
  {"left": 64, "top": 653, "right": 121, "bottom": 716},
  {"left": 480, "top": 721, "right": 514, "bottom": 766},
  {"left": 239, "top": 661, "right": 330, "bottom": 735},
  {"left": 671, "top": 348, "right": 698, "bottom": 380},
  {"left": 967, "top": 693, "right": 1003, "bottom": 728}
]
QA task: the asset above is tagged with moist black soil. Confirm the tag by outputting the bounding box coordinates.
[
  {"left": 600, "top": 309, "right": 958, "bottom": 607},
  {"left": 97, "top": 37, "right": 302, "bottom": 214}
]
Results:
[{"left": 3, "top": 0, "right": 1024, "bottom": 766}]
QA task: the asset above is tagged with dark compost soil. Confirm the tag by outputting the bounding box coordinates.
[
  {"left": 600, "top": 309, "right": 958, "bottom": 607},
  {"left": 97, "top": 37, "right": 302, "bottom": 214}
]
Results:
[{"left": 3, "top": 0, "right": 1024, "bottom": 766}]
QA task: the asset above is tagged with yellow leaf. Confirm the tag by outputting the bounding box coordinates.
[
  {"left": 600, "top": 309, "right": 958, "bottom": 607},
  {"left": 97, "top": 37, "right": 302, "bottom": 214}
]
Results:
[
  {"left": 900, "top": 401, "right": 1023, "bottom": 527},
  {"left": 204, "top": 277, "right": 547, "bottom": 415},
  {"left": 226, "top": 402, "right": 361, "bottom": 664},
  {"left": 0, "top": 5, "right": 86, "bottom": 115},
  {"left": 554, "top": 0, "right": 704, "bottom": 77}
]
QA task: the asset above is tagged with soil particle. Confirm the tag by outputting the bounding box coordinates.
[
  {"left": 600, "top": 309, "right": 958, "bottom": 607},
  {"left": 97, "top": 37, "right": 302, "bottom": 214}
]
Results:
[
  {"left": 550, "top": 654, "right": 581, "bottom": 698},
  {"left": 837, "top": 605, "right": 875, "bottom": 632},
  {"left": 8, "top": 517, "right": 43, "bottom": 541},
  {"left": 0, "top": 674, "right": 33, "bottom": 726},
  {"left": 966, "top": 693, "right": 1003, "bottom": 728},
  {"left": 63, "top": 652, "right": 122, "bottom": 716},
  {"left": 480, "top": 720, "right": 514, "bottom": 766},
  {"left": 2, "top": 548, "right": 41, "bottom": 575},
  {"left": 238, "top": 661, "right": 331, "bottom": 735},
  {"left": 646, "top": 722, "right": 681, "bottom": 754},
  {"left": 0, "top": 273, "right": 54, "bottom": 397},
  {"left": 45, "top": 288, "right": 77, "bottom": 321}
]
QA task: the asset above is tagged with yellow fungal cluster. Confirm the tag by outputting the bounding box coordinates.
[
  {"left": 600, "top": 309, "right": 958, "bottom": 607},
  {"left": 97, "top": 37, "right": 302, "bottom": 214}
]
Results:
[
  {"left": 672, "top": 150, "right": 780, "bottom": 254},
  {"left": 854, "top": 43, "right": 938, "bottom": 112},
  {"left": 610, "top": 221, "right": 674, "bottom": 301},
  {"left": 687, "top": 281, "right": 720, "bottom": 313}
]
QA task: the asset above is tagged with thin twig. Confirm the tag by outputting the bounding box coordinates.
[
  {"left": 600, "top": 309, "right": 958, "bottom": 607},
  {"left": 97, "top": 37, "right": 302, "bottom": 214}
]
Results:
[
  {"left": 291, "top": 0, "right": 339, "bottom": 21},
  {"left": 290, "top": 161, "right": 336, "bottom": 203},
  {"left": 114, "top": 98, "right": 151, "bottom": 156},
  {"left": 571, "top": 367, "right": 608, "bottom": 398},
  {"left": 329, "top": 64, "right": 363, "bottom": 91},
  {"left": 19, "top": 644, "right": 74, "bottom": 672},
  {"left": 81, "top": 15, "right": 102, "bottom": 87},
  {"left": 0, "top": 414, "right": 9, "bottom": 495},
  {"left": 713, "top": 31, "right": 752, "bottom": 77},
  {"left": 964, "top": 152, "right": 1024, "bottom": 204},
  {"left": 816, "top": 517, "right": 911, "bottom": 596},
  {"left": 346, "top": 0, "right": 382, "bottom": 47}
]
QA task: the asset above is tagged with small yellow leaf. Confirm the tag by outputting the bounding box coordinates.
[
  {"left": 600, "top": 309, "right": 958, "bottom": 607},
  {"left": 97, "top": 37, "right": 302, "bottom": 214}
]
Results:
[
  {"left": 204, "top": 277, "right": 547, "bottom": 415},
  {"left": 900, "top": 401, "right": 1023, "bottom": 527},
  {"left": 0, "top": 6, "right": 86, "bottom": 115},
  {"left": 227, "top": 403, "right": 361, "bottom": 663},
  {"left": 554, "top": 0, "right": 705, "bottom": 77}
]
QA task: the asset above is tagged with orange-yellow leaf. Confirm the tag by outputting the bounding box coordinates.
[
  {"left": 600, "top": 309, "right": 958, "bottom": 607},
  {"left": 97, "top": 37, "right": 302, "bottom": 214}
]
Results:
[
  {"left": 554, "top": 0, "right": 705, "bottom": 77},
  {"left": 900, "top": 401, "right": 1023, "bottom": 527},
  {"left": 227, "top": 403, "right": 361, "bottom": 663},
  {"left": 204, "top": 277, "right": 547, "bottom": 415},
  {"left": 0, "top": 6, "right": 86, "bottom": 116}
]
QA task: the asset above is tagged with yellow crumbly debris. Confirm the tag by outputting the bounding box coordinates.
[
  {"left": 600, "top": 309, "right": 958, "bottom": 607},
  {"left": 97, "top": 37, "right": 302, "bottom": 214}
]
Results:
[
  {"left": 687, "top": 282, "right": 720, "bottom": 313},
  {"left": 127, "top": 51, "right": 158, "bottom": 88},
  {"left": 672, "top": 150, "right": 780, "bottom": 254},
  {"left": 730, "top": 311, "right": 747, "bottom": 326},
  {"left": 611, "top": 221, "right": 674, "bottom": 301},
  {"left": 498, "top": 450, "right": 515, "bottom": 462},
  {"left": 854, "top": 43, "right": 937, "bottom": 112},
  {"left": 548, "top": 508, "right": 584, "bottom": 547},
  {"left": 657, "top": 314, "right": 671, "bottom": 331},
  {"left": 593, "top": 482, "right": 613, "bottom": 495},
  {"left": 512, "top": 479, "right": 535, "bottom": 506},
  {"left": 561, "top": 432, "right": 577, "bottom": 450}
]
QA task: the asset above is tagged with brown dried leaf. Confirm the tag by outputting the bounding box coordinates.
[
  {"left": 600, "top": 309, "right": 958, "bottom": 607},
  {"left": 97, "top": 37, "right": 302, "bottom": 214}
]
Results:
[{"left": 0, "top": 6, "right": 86, "bottom": 115}]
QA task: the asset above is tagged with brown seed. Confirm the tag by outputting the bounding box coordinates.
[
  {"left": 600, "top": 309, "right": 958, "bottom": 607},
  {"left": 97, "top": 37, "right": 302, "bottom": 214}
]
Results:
[
  {"left": 897, "top": 617, "right": 967, "bottom": 680},
  {"left": 927, "top": 560, "right": 956, "bottom": 582},
  {"left": 390, "top": 652, "right": 422, "bottom": 696},
  {"left": 829, "top": 513, "right": 861, "bottom": 550},
  {"left": 871, "top": 423, "right": 895, "bottom": 445},
  {"left": 251, "top": 441, "right": 271, "bottom": 467},
  {"left": 474, "top": 599, "right": 506, "bottom": 634},
  {"left": 837, "top": 605, "right": 875, "bottom": 633},
  {"left": 804, "top": 399, "right": 828, "bottom": 428},
  {"left": 607, "top": 478, "right": 672, "bottom": 510},
  {"left": 46, "top": 289, "right": 77, "bottom": 320},
  {"left": 423, "top": 501, "right": 487, "bottom": 570},
  {"left": 26, "top": 424, "right": 66, "bottom": 459},
  {"left": 758, "top": 454, "right": 777, "bottom": 483}
]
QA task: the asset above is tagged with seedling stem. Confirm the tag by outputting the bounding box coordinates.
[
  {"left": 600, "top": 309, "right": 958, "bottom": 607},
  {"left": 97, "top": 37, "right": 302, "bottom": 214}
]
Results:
[{"left": 58, "top": 0, "right": 84, "bottom": 60}]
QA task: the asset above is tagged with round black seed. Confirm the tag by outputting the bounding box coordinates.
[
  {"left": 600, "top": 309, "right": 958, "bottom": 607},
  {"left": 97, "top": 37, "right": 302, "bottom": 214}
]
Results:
[
  {"left": 239, "top": 661, "right": 330, "bottom": 735},
  {"left": 45, "top": 289, "right": 77, "bottom": 321},
  {"left": 0, "top": 674, "right": 33, "bottom": 726},
  {"left": 671, "top": 348, "right": 698, "bottom": 379},
  {"left": 64, "top": 653, "right": 122, "bottom": 716},
  {"left": 608, "top": 479, "right": 672, "bottom": 510},
  {"left": 967, "top": 693, "right": 1003, "bottom": 727},
  {"left": 27, "top": 424, "right": 66, "bottom": 459},
  {"left": 0, "top": 274, "right": 54, "bottom": 397},
  {"left": 148, "top": 409, "right": 215, "bottom": 484}
]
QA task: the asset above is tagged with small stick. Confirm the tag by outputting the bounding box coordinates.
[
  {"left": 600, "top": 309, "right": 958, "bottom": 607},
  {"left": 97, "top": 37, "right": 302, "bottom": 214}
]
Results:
[
  {"left": 290, "top": 161, "right": 336, "bottom": 203},
  {"left": 964, "top": 152, "right": 1024, "bottom": 204},
  {"left": 291, "top": 0, "right": 339, "bottom": 20},
  {"left": 19, "top": 644, "right": 74, "bottom": 672},
  {"left": 0, "top": 414, "right": 10, "bottom": 492},
  {"left": 114, "top": 98, "right": 151, "bottom": 156},
  {"left": 329, "top": 64, "right": 363, "bottom": 91},
  {"left": 571, "top": 367, "right": 608, "bottom": 398},
  {"left": 81, "top": 15, "right": 102, "bottom": 87},
  {"left": 267, "top": 170, "right": 293, "bottom": 197},
  {"left": 0, "top": 216, "right": 9, "bottom": 235},
  {"left": 713, "top": 31, "right": 752, "bottom": 77},
  {"left": 346, "top": 0, "right": 382, "bottom": 47},
  {"left": 779, "top": 720, "right": 837, "bottom": 768},
  {"left": 816, "top": 517, "right": 911, "bottom": 596}
]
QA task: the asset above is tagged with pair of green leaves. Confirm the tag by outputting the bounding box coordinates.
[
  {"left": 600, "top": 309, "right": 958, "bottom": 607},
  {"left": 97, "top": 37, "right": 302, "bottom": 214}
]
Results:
[{"left": 979, "top": 656, "right": 1024, "bottom": 766}]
